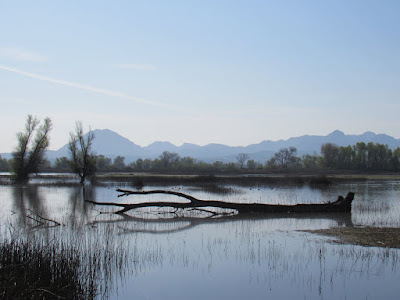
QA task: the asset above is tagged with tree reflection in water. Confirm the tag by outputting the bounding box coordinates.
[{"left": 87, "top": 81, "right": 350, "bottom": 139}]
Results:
[
  {"left": 68, "top": 185, "right": 92, "bottom": 226},
  {"left": 1, "top": 181, "right": 400, "bottom": 299},
  {"left": 11, "top": 185, "right": 46, "bottom": 227}
]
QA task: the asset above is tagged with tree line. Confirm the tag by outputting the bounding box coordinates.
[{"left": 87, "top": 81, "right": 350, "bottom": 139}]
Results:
[
  {"left": 3, "top": 115, "right": 400, "bottom": 183},
  {"left": 3, "top": 142, "right": 400, "bottom": 175},
  {"left": 266, "top": 142, "right": 400, "bottom": 171}
]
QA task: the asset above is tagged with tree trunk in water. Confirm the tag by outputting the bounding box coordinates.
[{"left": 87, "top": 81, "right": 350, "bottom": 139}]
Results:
[{"left": 86, "top": 189, "right": 354, "bottom": 215}]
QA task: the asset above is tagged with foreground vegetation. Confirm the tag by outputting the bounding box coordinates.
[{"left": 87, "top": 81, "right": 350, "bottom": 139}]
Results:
[
  {"left": 1, "top": 235, "right": 96, "bottom": 299},
  {"left": 0, "top": 224, "right": 130, "bottom": 299}
]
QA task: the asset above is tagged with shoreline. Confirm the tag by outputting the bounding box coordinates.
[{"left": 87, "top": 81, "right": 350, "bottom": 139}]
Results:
[{"left": 2, "top": 171, "right": 400, "bottom": 188}]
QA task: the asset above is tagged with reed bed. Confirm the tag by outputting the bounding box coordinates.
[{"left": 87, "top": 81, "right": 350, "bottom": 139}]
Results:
[{"left": 0, "top": 224, "right": 130, "bottom": 299}]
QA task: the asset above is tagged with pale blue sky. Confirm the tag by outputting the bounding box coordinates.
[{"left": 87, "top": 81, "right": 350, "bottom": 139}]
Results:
[{"left": 1, "top": 0, "right": 399, "bottom": 152}]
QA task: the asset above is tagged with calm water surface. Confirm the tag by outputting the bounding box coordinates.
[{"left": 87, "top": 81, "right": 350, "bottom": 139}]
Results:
[{"left": 1, "top": 179, "right": 399, "bottom": 299}]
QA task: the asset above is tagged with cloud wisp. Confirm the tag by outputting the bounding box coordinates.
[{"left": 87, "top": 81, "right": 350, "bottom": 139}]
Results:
[
  {"left": 112, "top": 63, "right": 156, "bottom": 71},
  {"left": 0, "top": 46, "right": 47, "bottom": 62},
  {"left": 0, "top": 64, "right": 186, "bottom": 111}
]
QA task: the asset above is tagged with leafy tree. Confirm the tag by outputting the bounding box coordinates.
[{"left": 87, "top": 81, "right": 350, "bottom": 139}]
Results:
[
  {"left": 392, "top": 147, "right": 400, "bottom": 171},
  {"left": 353, "top": 142, "right": 367, "bottom": 169},
  {"left": 375, "top": 143, "right": 390, "bottom": 170},
  {"left": 0, "top": 155, "right": 10, "bottom": 171},
  {"left": 319, "top": 142, "right": 398, "bottom": 171},
  {"left": 11, "top": 115, "right": 52, "bottom": 182},
  {"left": 113, "top": 156, "right": 126, "bottom": 170},
  {"left": 54, "top": 157, "right": 70, "bottom": 170},
  {"left": 151, "top": 158, "right": 162, "bottom": 170},
  {"left": 236, "top": 153, "right": 249, "bottom": 168},
  {"left": 96, "top": 155, "right": 112, "bottom": 171},
  {"left": 177, "top": 156, "right": 196, "bottom": 170},
  {"left": 134, "top": 158, "right": 143, "bottom": 170},
  {"left": 213, "top": 161, "right": 224, "bottom": 170},
  {"left": 159, "top": 151, "right": 180, "bottom": 169},
  {"left": 246, "top": 159, "right": 257, "bottom": 170},
  {"left": 68, "top": 122, "right": 96, "bottom": 184},
  {"left": 142, "top": 159, "right": 152, "bottom": 170},
  {"left": 226, "top": 162, "right": 236, "bottom": 169},
  {"left": 302, "top": 154, "right": 319, "bottom": 169},
  {"left": 320, "top": 143, "right": 339, "bottom": 168},
  {"left": 337, "top": 145, "right": 354, "bottom": 169},
  {"left": 366, "top": 142, "right": 377, "bottom": 170},
  {"left": 40, "top": 158, "right": 52, "bottom": 170}
]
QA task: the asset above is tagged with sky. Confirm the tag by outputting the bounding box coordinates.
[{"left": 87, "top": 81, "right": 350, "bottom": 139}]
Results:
[{"left": 1, "top": 0, "right": 399, "bottom": 153}]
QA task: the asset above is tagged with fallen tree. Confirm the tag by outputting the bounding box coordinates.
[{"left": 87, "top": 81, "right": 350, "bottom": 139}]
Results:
[{"left": 86, "top": 189, "right": 354, "bottom": 216}]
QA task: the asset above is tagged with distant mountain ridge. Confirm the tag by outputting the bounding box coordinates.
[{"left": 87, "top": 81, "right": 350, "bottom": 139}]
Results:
[
  {"left": 3, "top": 129, "right": 400, "bottom": 163},
  {"left": 45, "top": 129, "right": 400, "bottom": 163},
  {"left": 55, "top": 129, "right": 142, "bottom": 157}
]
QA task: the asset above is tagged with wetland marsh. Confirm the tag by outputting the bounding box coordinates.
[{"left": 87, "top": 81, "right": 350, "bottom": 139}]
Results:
[{"left": 1, "top": 174, "right": 400, "bottom": 299}]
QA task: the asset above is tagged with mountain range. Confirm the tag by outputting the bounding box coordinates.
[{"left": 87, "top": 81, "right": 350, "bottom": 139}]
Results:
[
  {"left": 2, "top": 129, "right": 400, "bottom": 163},
  {"left": 48, "top": 129, "right": 400, "bottom": 163}
]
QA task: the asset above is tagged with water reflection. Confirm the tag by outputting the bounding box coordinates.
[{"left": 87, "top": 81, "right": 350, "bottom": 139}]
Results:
[
  {"left": 68, "top": 185, "right": 92, "bottom": 226},
  {"left": 11, "top": 185, "right": 47, "bottom": 227},
  {"left": 109, "top": 220, "right": 400, "bottom": 300},
  {"left": 9, "top": 185, "right": 94, "bottom": 228},
  {"left": 89, "top": 212, "right": 354, "bottom": 236},
  {"left": 0, "top": 180, "right": 400, "bottom": 299}
]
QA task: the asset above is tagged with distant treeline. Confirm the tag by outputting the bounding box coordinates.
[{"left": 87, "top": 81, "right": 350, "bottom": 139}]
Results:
[
  {"left": 1, "top": 142, "right": 400, "bottom": 173},
  {"left": 267, "top": 142, "right": 400, "bottom": 171}
]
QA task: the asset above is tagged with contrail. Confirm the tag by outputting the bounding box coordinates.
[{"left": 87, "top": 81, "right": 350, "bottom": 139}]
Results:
[{"left": 0, "top": 64, "right": 183, "bottom": 111}]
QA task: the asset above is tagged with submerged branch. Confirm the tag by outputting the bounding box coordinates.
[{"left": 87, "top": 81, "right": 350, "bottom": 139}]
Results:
[{"left": 27, "top": 209, "right": 62, "bottom": 227}]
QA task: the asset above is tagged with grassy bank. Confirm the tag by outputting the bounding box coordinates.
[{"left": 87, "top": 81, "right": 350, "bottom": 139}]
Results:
[{"left": 306, "top": 227, "right": 400, "bottom": 249}]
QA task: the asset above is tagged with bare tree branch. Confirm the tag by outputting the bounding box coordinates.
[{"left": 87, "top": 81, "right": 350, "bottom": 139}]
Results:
[{"left": 27, "top": 209, "right": 62, "bottom": 227}]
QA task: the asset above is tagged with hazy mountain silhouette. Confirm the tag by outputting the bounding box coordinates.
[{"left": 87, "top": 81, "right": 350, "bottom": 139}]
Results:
[
  {"left": 8, "top": 129, "right": 399, "bottom": 163},
  {"left": 53, "top": 129, "right": 142, "bottom": 158},
  {"left": 44, "top": 129, "right": 400, "bottom": 163}
]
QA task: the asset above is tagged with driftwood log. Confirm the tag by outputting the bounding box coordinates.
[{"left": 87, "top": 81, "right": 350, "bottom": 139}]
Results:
[{"left": 86, "top": 189, "right": 354, "bottom": 215}]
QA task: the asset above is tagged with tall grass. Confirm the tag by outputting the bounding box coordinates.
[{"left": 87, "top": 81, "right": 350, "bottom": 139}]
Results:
[{"left": 0, "top": 224, "right": 130, "bottom": 299}]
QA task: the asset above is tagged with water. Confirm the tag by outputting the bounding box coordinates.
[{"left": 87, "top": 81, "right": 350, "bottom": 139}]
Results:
[{"left": 1, "top": 179, "right": 400, "bottom": 299}]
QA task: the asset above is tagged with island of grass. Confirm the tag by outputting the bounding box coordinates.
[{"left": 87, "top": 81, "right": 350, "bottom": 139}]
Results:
[{"left": 306, "top": 227, "right": 400, "bottom": 249}]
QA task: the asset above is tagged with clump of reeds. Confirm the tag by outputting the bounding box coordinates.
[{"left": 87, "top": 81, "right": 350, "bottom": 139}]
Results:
[
  {"left": 0, "top": 225, "right": 129, "bottom": 299},
  {"left": 0, "top": 234, "right": 96, "bottom": 299}
]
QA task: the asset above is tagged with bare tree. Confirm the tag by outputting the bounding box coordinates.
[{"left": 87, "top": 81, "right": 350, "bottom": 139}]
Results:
[
  {"left": 236, "top": 153, "right": 249, "bottom": 168},
  {"left": 68, "top": 122, "right": 96, "bottom": 184},
  {"left": 12, "top": 115, "right": 52, "bottom": 182}
]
